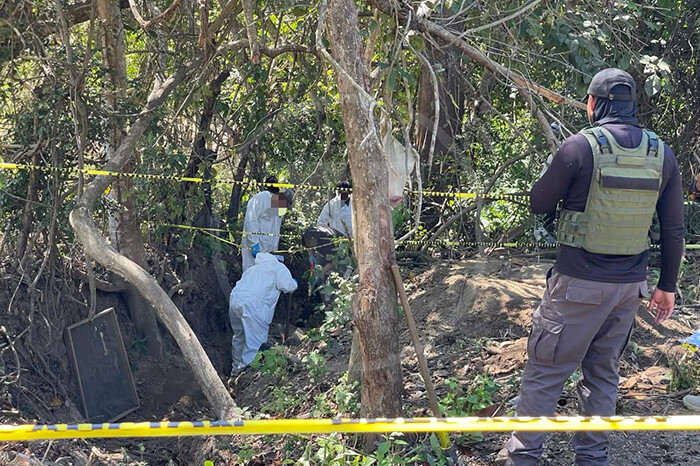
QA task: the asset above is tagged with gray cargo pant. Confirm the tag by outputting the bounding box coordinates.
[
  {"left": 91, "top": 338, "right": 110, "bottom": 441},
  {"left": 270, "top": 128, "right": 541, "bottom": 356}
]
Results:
[{"left": 504, "top": 269, "right": 648, "bottom": 466}]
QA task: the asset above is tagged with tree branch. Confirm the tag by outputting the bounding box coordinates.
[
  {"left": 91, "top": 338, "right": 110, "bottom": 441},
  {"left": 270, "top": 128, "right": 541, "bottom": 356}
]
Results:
[
  {"left": 69, "top": 59, "right": 238, "bottom": 419},
  {"left": 519, "top": 88, "right": 559, "bottom": 156},
  {"left": 369, "top": 0, "right": 586, "bottom": 110},
  {"left": 241, "top": 0, "right": 260, "bottom": 64},
  {"left": 127, "top": 0, "right": 184, "bottom": 28},
  {"left": 458, "top": 0, "right": 542, "bottom": 37},
  {"left": 217, "top": 40, "right": 318, "bottom": 59}
]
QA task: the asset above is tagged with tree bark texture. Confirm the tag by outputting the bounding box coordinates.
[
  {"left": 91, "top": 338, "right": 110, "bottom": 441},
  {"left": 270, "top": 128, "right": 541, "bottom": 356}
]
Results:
[
  {"left": 181, "top": 70, "right": 230, "bottom": 203},
  {"left": 325, "top": 0, "right": 403, "bottom": 422},
  {"left": 97, "top": 0, "right": 163, "bottom": 357},
  {"left": 226, "top": 148, "right": 250, "bottom": 230},
  {"left": 69, "top": 60, "right": 238, "bottom": 419},
  {"left": 416, "top": 49, "right": 465, "bottom": 171}
]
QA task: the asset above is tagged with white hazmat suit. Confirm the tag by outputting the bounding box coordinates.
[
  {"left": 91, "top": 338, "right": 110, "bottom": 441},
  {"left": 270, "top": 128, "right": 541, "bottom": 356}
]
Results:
[
  {"left": 229, "top": 253, "right": 298, "bottom": 373},
  {"left": 317, "top": 195, "right": 353, "bottom": 237},
  {"left": 242, "top": 190, "right": 282, "bottom": 271}
]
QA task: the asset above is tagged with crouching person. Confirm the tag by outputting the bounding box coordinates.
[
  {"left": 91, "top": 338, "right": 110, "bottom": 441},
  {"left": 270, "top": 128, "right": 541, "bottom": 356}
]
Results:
[{"left": 229, "top": 251, "right": 298, "bottom": 377}]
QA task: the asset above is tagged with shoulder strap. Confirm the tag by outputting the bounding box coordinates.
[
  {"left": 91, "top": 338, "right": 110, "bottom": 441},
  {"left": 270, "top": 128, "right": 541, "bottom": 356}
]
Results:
[
  {"left": 591, "top": 127, "right": 612, "bottom": 154},
  {"left": 646, "top": 130, "right": 659, "bottom": 157}
]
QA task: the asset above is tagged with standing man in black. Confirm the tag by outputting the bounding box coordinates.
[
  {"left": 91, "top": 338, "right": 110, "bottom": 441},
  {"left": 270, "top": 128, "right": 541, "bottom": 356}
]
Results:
[{"left": 498, "top": 69, "right": 685, "bottom": 465}]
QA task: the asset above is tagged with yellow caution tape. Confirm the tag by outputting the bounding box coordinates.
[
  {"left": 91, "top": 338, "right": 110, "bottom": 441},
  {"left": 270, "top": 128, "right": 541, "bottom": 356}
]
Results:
[
  {"left": 3, "top": 416, "right": 700, "bottom": 441},
  {"left": 0, "top": 162, "right": 528, "bottom": 200},
  {"left": 3, "top": 161, "right": 700, "bottom": 205},
  {"left": 157, "top": 223, "right": 700, "bottom": 252}
]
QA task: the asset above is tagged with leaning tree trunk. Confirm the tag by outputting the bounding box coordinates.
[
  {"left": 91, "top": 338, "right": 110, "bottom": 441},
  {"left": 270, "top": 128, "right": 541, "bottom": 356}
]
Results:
[
  {"left": 97, "top": 0, "right": 163, "bottom": 357},
  {"left": 325, "top": 0, "right": 403, "bottom": 433},
  {"left": 69, "top": 61, "right": 238, "bottom": 420}
]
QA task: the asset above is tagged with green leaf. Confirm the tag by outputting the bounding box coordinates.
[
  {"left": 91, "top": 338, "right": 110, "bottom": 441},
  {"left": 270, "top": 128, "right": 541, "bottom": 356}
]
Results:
[
  {"left": 387, "top": 69, "right": 397, "bottom": 91},
  {"left": 429, "top": 433, "right": 441, "bottom": 454},
  {"left": 396, "top": 67, "right": 416, "bottom": 86},
  {"left": 644, "top": 74, "right": 662, "bottom": 97},
  {"left": 377, "top": 441, "right": 390, "bottom": 456},
  {"left": 617, "top": 55, "right": 631, "bottom": 71}
]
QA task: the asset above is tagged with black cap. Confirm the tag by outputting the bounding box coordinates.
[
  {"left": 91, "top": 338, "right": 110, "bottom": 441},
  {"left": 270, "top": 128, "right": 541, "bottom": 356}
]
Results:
[
  {"left": 265, "top": 175, "right": 280, "bottom": 194},
  {"left": 587, "top": 68, "right": 636, "bottom": 101},
  {"left": 336, "top": 181, "right": 352, "bottom": 192}
]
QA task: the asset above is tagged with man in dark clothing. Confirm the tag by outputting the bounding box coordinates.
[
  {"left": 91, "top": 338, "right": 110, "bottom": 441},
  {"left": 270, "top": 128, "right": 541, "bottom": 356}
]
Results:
[
  {"left": 499, "top": 69, "right": 684, "bottom": 466},
  {"left": 296, "top": 226, "right": 345, "bottom": 326}
]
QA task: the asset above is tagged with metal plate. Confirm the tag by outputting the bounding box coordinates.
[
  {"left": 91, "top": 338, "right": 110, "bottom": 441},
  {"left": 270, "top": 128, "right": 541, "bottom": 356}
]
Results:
[{"left": 65, "top": 308, "right": 139, "bottom": 422}]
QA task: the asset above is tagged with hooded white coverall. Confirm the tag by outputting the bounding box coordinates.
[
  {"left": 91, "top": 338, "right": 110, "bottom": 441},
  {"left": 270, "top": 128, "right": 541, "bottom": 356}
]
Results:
[
  {"left": 242, "top": 191, "right": 282, "bottom": 271},
  {"left": 317, "top": 195, "right": 353, "bottom": 237},
  {"left": 229, "top": 253, "right": 298, "bottom": 372}
]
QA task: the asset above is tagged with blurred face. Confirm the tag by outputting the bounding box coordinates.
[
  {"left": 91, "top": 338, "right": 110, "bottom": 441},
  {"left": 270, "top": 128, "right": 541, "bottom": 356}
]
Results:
[
  {"left": 339, "top": 191, "right": 350, "bottom": 202},
  {"left": 587, "top": 95, "right": 597, "bottom": 124},
  {"left": 271, "top": 193, "right": 289, "bottom": 215}
]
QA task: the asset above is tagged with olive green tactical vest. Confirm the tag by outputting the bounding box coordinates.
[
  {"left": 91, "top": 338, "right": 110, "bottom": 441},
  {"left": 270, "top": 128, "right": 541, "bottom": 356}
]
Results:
[{"left": 557, "top": 127, "right": 664, "bottom": 255}]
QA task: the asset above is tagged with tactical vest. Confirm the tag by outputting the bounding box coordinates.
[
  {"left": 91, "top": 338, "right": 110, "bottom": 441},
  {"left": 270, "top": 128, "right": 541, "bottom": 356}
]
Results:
[{"left": 557, "top": 127, "right": 664, "bottom": 255}]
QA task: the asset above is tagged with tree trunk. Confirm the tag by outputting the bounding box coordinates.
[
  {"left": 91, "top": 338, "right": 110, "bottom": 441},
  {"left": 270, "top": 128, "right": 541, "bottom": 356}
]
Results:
[
  {"left": 69, "top": 59, "right": 238, "bottom": 420},
  {"left": 183, "top": 70, "right": 230, "bottom": 192},
  {"left": 347, "top": 328, "right": 362, "bottom": 385},
  {"left": 226, "top": 147, "right": 250, "bottom": 229},
  {"left": 416, "top": 48, "right": 465, "bottom": 173},
  {"left": 97, "top": 0, "right": 163, "bottom": 357},
  {"left": 325, "top": 0, "right": 403, "bottom": 433}
]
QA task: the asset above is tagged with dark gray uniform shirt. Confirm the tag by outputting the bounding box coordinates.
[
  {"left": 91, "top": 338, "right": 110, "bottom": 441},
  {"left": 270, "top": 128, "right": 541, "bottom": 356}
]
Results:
[{"left": 530, "top": 123, "right": 684, "bottom": 292}]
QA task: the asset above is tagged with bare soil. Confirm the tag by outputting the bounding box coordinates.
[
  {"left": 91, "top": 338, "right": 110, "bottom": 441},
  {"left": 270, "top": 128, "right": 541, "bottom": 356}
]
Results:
[{"left": 1, "top": 253, "right": 699, "bottom": 465}]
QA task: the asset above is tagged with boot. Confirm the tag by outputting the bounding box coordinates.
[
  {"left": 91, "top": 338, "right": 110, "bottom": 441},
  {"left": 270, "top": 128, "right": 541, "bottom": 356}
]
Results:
[{"left": 683, "top": 394, "right": 700, "bottom": 411}]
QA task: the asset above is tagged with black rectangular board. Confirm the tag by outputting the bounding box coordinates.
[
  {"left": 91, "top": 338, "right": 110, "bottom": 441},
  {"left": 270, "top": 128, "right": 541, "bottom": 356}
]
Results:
[{"left": 65, "top": 308, "right": 139, "bottom": 422}]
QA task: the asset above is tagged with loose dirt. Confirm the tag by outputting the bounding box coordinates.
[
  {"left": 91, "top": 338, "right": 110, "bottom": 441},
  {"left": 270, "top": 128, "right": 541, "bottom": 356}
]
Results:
[{"left": 1, "top": 254, "right": 699, "bottom": 465}]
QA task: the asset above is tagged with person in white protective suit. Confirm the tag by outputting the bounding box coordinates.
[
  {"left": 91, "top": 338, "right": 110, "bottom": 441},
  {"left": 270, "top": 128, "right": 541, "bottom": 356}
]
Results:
[
  {"left": 241, "top": 176, "right": 294, "bottom": 271},
  {"left": 229, "top": 252, "right": 298, "bottom": 375},
  {"left": 317, "top": 181, "right": 353, "bottom": 237}
]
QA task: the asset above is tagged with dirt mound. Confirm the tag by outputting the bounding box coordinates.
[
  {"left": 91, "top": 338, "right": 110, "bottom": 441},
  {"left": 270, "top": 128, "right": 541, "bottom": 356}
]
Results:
[{"left": 2, "top": 254, "right": 699, "bottom": 465}]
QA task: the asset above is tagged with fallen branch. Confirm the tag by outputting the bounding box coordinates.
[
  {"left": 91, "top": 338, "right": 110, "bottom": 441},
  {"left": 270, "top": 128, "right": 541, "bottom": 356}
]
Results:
[{"left": 69, "top": 60, "right": 237, "bottom": 419}]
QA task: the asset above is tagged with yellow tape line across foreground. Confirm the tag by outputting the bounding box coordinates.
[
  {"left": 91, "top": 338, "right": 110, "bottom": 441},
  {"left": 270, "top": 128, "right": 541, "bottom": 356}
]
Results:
[{"left": 3, "top": 416, "right": 700, "bottom": 441}]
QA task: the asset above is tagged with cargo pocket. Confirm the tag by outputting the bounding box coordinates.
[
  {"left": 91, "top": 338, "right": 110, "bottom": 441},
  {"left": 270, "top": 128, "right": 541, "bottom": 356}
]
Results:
[
  {"left": 565, "top": 285, "right": 603, "bottom": 305},
  {"left": 528, "top": 314, "right": 564, "bottom": 366}
]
